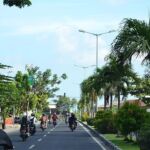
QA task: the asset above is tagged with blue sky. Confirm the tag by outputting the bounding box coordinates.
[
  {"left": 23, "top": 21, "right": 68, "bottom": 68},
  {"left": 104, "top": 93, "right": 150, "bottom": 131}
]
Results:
[{"left": 0, "top": 0, "right": 149, "bottom": 102}]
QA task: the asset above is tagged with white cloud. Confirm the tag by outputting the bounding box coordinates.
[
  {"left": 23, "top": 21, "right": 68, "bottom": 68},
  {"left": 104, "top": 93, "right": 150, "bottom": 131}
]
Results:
[
  {"left": 2, "top": 18, "right": 118, "bottom": 36},
  {"left": 57, "top": 32, "right": 110, "bottom": 67},
  {"left": 1, "top": 18, "right": 118, "bottom": 67},
  {"left": 55, "top": 26, "right": 77, "bottom": 53}
]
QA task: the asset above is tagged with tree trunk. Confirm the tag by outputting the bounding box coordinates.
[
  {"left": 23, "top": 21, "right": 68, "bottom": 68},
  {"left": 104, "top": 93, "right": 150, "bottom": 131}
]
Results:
[
  {"left": 95, "top": 97, "right": 97, "bottom": 113},
  {"left": 110, "top": 93, "right": 113, "bottom": 109},
  {"left": 104, "top": 93, "right": 107, "bottom": 110},
  {"left": 90, "top": 98, "right": 94, "bottom": 118},
  {"left": 117, "top": 88, "right": 120, "bottom": 109},
  {"left": 2, "top": 114, "right": 6, "bottom": 129}
]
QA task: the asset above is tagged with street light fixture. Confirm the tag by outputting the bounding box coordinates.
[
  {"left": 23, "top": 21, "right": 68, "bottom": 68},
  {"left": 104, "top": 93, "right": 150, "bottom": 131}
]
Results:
[
  {"left": 78, "top": 29, "right": 116, "bottom": 114},
  {"left": 74, "top": 64, "right": 95, "bottom": 79},
  {"left": 79, "top": 29, "right": 116, "bottom": 69}
]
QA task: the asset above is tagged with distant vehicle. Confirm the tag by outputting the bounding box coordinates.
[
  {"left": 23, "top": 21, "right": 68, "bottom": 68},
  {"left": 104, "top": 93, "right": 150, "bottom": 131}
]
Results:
[{"left": 14, "top": 117, "right": 21, "bottom": 124}]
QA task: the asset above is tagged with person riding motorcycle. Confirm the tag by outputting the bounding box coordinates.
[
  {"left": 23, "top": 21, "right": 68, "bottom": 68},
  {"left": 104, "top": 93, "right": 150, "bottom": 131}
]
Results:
[
  {"left": 69, "top": 113, "right": 77, "bottom": 129},
  {"left": 20, "top": 113, "right": 29, "bottom": 132},
  {"left": 20, "top": 113, "right": 29, "bottom": 136},
  {"left": 40, "top": 114, "right": 47, "bottom": 128},
  {"left": 29, "top": 113, "right": 36, "bottom": 135},
  {"left": 52, "top": 113, "right": 58, "bottom": 127}
]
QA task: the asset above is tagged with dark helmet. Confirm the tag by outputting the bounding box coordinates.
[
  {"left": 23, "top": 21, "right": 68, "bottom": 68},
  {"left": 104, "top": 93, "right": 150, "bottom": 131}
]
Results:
[
  {"left": 31, "top": 113, "right": 35, "bottom": 116},
  {"left": 71, "top": 113, "right": 75, "bottom": 117}
]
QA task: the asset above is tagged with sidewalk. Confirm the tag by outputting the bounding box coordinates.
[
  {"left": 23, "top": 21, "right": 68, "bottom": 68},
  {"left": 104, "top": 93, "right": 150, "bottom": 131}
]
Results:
[{"left": 4, "top": 124, "right": 20, "bottom": 134}]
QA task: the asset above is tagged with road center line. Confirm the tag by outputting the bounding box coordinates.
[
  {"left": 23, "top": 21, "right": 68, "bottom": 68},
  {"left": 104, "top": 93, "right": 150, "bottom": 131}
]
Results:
[
  {"left": 37, "top": 138, "right": 42, "bottom": 142},
  {"left": 29, "top": 144, "right": 35, "bottom": 149},
  {"left": 50, "top": 128, "right": 54, "bottom": 131},
  {"left": 79, "top": 122, "right": 106, "bottom": 150}
]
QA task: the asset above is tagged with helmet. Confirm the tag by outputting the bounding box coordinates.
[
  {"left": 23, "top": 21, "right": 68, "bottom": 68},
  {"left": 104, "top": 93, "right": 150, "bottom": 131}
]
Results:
[
  {"left": 71, "top": 113, "right": 75, "bottom": 117},
  {"left": 23, "top": 112, "right": 27, "bottom": 116},
  {"left": 31, "top": 113, "right": 35, "bottom": 116}
]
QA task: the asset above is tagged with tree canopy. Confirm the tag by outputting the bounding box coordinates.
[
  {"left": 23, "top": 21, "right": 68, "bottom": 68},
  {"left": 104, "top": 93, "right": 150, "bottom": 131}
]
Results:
[{"left": 3, "top": 0, "right": 32, "bottom": 8}]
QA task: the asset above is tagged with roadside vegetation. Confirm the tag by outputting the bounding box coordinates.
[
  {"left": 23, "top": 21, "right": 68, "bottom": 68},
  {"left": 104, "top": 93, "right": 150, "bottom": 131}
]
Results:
[
  {"left": 78, "top": 17, "right": 150, "bottom": 150},
  {"left": 0, "top": 65, "right": 67, "bottom": 129}
]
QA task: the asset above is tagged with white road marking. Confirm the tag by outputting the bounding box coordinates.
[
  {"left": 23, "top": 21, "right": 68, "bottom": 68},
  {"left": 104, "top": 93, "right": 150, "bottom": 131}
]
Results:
[
  {"left": 44, "top": 134, "right": 47, "bottom": 137},
  {"left": 37, "top": 138, "right": 42, "bottom": 142},
  {"left": 79, "top": 123, "right": 83, "bottom": 127},
  {"left": 48, "top": 131, "right": 50, "bottom": 134},
  {"left": 29, "top": 144, "right": 35, "bottom": 149},
  {"left": 79, "top": 123, "right": 106, "bottom": 150},
  {"left": 50, "top": 128, "right": 54, "bottom": 131}
]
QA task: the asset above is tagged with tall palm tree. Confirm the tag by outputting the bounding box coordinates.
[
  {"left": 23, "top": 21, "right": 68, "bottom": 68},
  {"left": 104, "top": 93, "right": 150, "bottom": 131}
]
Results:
[
  {"left": 102, "top": 55, "right": 138, "bottom": 109},
  {"left": 112, "top": 18, "right": 150, "bottom": 66}
]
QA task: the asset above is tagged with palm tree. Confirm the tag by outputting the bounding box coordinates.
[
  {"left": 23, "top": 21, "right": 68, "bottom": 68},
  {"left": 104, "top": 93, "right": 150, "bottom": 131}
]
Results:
[
  {"left": 80, "top": 74, "right": 101, "bottom": 117},
  {"left": 101, "top": 55, "right": 138, "bottom": 109},
  {"left": 80, "top": 54, "right": 139, "bottom": 112},
  {"left": 112, "top": 18, "right": 150, "bottom": 66}
]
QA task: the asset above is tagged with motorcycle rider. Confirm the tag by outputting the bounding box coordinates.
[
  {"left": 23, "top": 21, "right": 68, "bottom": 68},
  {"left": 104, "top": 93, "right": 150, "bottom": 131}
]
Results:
[
  {"left": 20, "top": 112, "right": 29, "bottom": 136},
  {"left": 29, "top": 113, "right": 36, "bottom": 134},
  {"left": 52, "top": 112, "right": 58, "bottom": 127},
  {"left": 40, "top": 114, "right": 47, "bottom": 128},
  {"left": 68, "top": 113, "right": 77, "bottom": 129}
]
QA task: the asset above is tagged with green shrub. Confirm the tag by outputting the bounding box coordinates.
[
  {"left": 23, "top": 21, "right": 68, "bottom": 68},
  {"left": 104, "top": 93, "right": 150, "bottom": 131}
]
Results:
[
  {"left": 115, "top": 102, "right": 147, "bottom": 140},
  {"left": 138, "top": 114, "right": 150, "bottom": 150},
  {"left": 94, "top": 110, "right": 117, "bottom": 134},
  {"left": 81, "top": 112, "right": 89, "bottom": 121},
  {"left": 138, "top": 123, "right": 150, "bottom": 150},
  {"left": 86, "top": 118, "right": 95, "bottom": 126},
  {"left": 94, "top": 118, "right": 116, "bottom": 134}
]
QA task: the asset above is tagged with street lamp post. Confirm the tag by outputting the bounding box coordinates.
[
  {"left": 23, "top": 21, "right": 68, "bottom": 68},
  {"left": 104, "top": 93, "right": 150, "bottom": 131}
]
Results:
[
  {"left": 78, "top": 29, "right": 116, "bottom": 69},
  {"left": 78, "top": 29, "right": 116, "bottom": 115}
]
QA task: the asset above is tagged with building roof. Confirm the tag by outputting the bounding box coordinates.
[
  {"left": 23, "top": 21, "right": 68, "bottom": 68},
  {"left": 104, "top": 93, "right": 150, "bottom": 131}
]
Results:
[
  {"left": 98, "top": 99, "right": 147, "bottom": 109},
  {"left": 124, "top": 99, "right": 146, "bottom": 107}
]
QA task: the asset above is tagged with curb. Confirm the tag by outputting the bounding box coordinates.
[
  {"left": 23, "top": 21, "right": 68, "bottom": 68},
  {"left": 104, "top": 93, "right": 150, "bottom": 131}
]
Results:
[{"left": 79, "top": 120, "right": 122, "bottom": 150}]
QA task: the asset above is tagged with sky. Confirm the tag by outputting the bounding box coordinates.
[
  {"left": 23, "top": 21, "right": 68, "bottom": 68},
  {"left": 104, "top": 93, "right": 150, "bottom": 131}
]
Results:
[{"left": 0, "top": 0, "right": 149, "bottom": 103}]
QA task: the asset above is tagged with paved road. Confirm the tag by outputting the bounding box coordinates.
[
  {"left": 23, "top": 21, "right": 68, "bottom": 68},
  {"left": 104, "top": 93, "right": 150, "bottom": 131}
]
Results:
[{"left": 7, "top": 121, "right": 109, "bottom": 150}]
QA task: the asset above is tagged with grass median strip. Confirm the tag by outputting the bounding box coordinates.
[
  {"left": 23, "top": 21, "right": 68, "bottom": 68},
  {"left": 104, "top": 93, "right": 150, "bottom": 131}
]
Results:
[{"left": 103, "top": 134, "right": 140, "bottom": 150}]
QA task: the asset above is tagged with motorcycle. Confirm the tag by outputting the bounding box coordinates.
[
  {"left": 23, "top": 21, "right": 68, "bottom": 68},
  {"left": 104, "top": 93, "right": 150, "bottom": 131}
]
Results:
[
  {"left": 20, "top": 125, "right": 29, "bottom": 141},
  {"left": 69, "top": 122, "right": 77, "bottom": 132},
  {"left": 40, "top": 122, "right": 46, "bottom": 131},
  {"left": 53, "top": 121, "right": 57, "bottom": 127},
  {"left": 29, "top": 124, "right": 36, "bottom": 136}
]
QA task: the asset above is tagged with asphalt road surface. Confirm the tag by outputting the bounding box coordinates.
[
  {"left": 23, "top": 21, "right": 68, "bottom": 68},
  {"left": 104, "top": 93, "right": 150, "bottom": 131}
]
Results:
[{"left": 8, "top": 121, "right": 109, "bottom": 150}]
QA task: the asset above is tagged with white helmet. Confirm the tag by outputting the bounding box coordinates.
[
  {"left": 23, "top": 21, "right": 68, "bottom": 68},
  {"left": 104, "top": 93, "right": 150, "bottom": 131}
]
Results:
[{"left": 23, "top": 112, "right": 27, "bottom": 116}]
